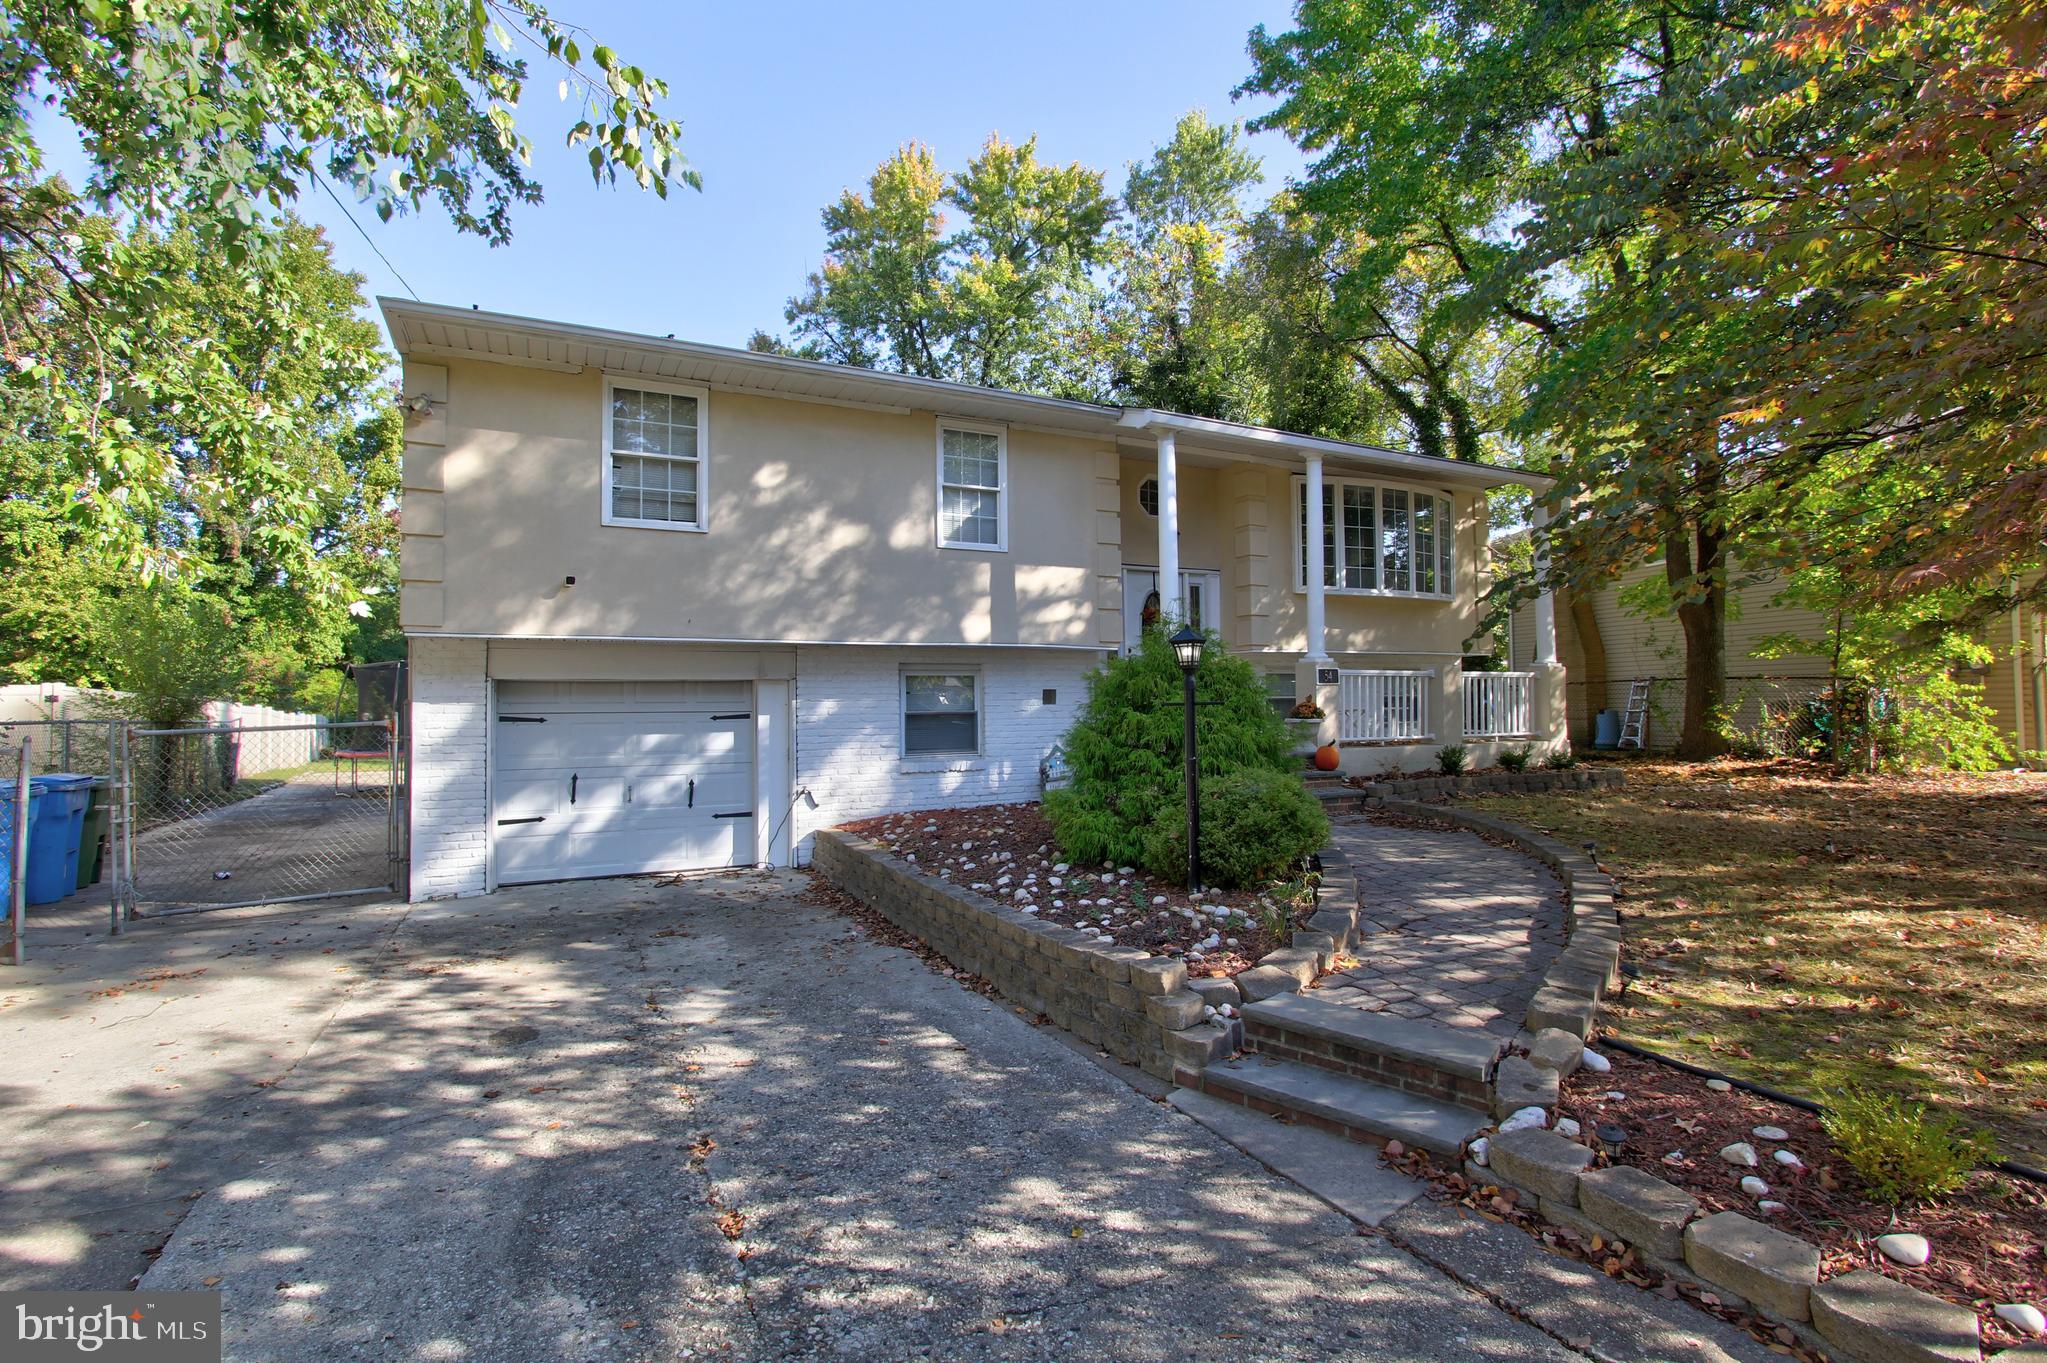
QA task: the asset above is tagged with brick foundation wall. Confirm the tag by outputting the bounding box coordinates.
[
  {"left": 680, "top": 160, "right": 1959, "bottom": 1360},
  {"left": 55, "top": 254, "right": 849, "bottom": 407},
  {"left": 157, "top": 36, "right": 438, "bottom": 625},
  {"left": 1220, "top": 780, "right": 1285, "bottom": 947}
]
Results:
[
  {"left": 407, "top": 636, "right": 490, "bottom": 901},
  {"left": 790, "top": 647, "right": 1100, "bottom": 863}
]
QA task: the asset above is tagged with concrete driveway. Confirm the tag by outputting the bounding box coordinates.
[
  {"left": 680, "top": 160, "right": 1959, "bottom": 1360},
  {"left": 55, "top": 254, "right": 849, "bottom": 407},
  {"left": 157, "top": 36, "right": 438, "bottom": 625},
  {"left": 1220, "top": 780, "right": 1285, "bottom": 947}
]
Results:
[{"left": 0, "top": 871, "right": 1759, "bottom": 1363}]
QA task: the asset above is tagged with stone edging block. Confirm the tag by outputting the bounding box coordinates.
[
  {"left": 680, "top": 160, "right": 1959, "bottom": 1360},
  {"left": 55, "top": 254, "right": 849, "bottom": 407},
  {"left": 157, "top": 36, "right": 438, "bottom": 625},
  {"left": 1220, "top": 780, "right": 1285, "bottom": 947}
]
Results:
[{"left": 1811, "top": 1271, "right": 1981, "bottom": 1363}]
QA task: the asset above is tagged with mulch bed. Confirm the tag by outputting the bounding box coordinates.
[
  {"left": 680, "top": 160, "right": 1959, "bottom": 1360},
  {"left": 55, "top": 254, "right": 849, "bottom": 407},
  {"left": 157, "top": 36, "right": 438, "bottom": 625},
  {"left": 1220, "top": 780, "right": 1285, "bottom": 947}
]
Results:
[
  {"left": 839, "top": 802, "right": 1316, "bottom": 979},
  {"left": 1560, "top": 1049, "right": 2047, "bottom": 1347}
]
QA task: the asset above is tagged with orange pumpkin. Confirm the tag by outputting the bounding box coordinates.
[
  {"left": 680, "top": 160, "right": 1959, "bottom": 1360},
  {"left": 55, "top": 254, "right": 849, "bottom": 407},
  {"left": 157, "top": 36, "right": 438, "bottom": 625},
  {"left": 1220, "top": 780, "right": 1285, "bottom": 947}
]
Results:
[{"left": 1313, "top": 744, "right": 1341, "bottom": 771}]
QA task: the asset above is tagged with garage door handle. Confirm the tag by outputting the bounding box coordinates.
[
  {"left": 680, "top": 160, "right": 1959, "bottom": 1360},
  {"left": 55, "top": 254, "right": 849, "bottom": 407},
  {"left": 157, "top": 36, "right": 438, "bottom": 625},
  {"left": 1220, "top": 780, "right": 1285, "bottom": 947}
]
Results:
[
  {"left": 569, "top": 773, "right": 578, "bottom": 804},
  {"left": 497, "top": 816, "right": 545, "bottom": 826},
  {"left": 687, "top": 777, "right": 695, "bottom": 808}
]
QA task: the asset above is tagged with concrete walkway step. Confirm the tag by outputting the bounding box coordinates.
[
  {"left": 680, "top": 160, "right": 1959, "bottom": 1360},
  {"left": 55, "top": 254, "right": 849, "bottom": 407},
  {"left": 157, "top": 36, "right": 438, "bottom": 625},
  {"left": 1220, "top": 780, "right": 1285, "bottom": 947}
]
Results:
[
  {"left": 1190, "top": 1054, "right": 1490, "bottom": 1159},
  {"left": 1242, "top": 991, "right": 1504, "bottom": 1113}
]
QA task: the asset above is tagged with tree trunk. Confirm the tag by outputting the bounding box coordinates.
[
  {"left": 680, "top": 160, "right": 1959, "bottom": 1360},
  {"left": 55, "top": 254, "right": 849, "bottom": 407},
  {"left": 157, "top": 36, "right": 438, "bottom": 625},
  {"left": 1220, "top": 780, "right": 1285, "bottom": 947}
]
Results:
[
  {"left": 1561, "top": 586, "right": 1608, "bottom": 746},
  {"left": 1667, "top": 523, "right": 1730, "bottom": 759}
]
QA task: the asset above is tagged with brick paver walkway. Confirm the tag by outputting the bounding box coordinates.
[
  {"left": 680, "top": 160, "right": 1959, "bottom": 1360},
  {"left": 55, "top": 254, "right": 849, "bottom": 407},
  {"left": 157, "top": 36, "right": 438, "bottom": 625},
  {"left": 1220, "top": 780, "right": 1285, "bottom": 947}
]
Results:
[{"left": 1315, "top": 815, "right": 1566, "bottom": 1037}]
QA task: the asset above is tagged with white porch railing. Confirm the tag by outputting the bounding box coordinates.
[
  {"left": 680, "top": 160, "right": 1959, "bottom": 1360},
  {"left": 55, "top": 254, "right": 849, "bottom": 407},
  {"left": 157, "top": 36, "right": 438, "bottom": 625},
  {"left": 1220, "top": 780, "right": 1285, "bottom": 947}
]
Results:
[
  {"left": 1464, "top": 671, "right": 1536, "bottom": 738},
  {"left": 1338, "top": 669, "right": 1434, "bottom": 743}
]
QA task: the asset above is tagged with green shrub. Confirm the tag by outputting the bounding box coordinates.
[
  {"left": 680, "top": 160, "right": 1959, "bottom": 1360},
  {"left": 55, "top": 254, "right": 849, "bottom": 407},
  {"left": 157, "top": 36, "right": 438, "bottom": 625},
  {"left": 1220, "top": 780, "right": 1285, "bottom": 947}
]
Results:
[
  {"left": 1882, "top": 674, "right": 2014, "bottom": 773},
  {"left": 1139, "top": 767, "right": 1330, "bottom": 889},
  {"left": 1435, "top": 744, "right": 1469, "bottom": 775},
  {"left": 1542, "top": 746, "right": 1578, "bottom": 769},
  {"left": 1498, "top": 744, "right": 1533, "bottom": 772},
  {"left": 1821, "top": 1091, "right": 1996, "bottom": 1204},
  {"left": 1044, "top": 620, "right": 1298, "bottom": 880}
]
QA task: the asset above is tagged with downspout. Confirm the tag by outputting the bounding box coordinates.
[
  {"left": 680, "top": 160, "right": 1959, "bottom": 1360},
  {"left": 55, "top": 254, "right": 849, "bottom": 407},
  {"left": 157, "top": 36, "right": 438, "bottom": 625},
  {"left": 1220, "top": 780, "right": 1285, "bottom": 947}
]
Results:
[
  {"left": 2014, "top": 607, "right": 2029, "bottom": 758},
  {"left": 2032, "top": 606, "right": 2046, "bottom": 760}
]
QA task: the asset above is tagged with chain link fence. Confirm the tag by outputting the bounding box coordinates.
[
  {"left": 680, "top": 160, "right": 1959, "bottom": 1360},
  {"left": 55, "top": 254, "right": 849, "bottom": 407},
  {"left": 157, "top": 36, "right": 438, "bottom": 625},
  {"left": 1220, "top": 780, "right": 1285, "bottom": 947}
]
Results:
[
  {"left": 1570, "top": 674, "right": 1847, "bottom": 756},
  {"left": 0, "top": 718, "right": 119, "bottom": 779},
  {"left": 120, "top": 719, "right": 402, "bottom": 916}
]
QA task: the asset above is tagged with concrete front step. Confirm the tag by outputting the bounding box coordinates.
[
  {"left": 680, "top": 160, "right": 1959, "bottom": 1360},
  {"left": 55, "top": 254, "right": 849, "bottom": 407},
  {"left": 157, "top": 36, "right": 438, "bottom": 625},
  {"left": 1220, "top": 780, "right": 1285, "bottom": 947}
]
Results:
[
  {"left": 1241, "top": 991, "right": 1504, "bottom": 1113},
  {"left": 1189, "top": 1054, "right": 1491, "bottom": 1159}
]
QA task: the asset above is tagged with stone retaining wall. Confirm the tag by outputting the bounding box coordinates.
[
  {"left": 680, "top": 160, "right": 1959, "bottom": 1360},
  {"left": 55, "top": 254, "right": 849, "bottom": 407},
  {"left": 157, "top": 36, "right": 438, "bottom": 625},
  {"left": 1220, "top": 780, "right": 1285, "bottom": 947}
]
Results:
[
  {"left": 1335, "top": 764, "right": 1626, "bottom": 804},
  {"left": 813, "top": 828, "right": 1359, "bottom": 1083}
]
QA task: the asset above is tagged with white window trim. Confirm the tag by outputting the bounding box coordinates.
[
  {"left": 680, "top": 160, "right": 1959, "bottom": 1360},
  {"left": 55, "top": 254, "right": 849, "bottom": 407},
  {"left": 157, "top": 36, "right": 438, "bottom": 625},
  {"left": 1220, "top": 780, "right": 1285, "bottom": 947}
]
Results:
[
  {"left": 1291, "top": 474, "right": 1456, "bottom": 600},
  {"left": 935, "top": 419, "right": 1008, "bottom": 552},
  {"left": 899, "top": 667, "right": 983, "bottom": 759},
  {"left": 602, "top": 376, "right": 710, "bottom": 533}
]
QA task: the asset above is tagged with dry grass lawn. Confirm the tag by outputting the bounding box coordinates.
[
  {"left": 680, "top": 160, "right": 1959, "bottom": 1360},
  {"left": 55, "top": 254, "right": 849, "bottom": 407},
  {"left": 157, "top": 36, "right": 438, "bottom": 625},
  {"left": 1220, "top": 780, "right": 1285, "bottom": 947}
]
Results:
[{"left": 1463, "top": 758, "right": 2047, "bottom": 1164}]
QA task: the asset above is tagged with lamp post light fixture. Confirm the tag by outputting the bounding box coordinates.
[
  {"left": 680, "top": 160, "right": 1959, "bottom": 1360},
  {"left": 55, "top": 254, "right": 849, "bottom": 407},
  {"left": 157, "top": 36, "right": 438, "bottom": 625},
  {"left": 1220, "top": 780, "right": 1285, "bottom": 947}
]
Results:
[{"left": 1169, "top": 625, "right": 1206, "bottom": 891}]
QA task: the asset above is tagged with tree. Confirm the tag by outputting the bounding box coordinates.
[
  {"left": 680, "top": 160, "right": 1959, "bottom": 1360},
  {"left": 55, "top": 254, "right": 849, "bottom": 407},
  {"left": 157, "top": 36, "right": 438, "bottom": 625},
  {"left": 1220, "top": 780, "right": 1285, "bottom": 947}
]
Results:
[
  {"left": 1097, "top": 111, "right": 1264, "bottom": 417},
  {"left": 783, "top": 136, "right": 1114, "bottom": 393},
  {"left": 0, "top": 0, "right": 694, "bottom": 580},
  {"left": 0, "top": 212, "right": 400, "bottom": 703},
  {"left": 1244, "top": 0, "right": 2047, "bottom": 758},
  {"left": 1243, "top": 0, "right": 1779, "bottom": 756}
]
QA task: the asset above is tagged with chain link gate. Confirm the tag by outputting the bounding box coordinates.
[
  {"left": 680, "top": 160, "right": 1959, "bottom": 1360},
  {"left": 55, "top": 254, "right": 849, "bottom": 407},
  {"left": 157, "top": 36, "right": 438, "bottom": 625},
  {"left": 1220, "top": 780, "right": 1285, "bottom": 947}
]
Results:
[{"left": 114, "top": 719, "right": 404, "bottom": 919}]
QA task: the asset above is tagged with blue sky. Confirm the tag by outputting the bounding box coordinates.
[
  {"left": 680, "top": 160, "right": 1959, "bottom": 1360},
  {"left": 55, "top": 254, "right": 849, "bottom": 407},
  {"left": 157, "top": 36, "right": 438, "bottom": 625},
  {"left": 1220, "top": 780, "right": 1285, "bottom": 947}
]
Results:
[{"left": 47, "top": 1, "right": 1310, "bottom": 352}]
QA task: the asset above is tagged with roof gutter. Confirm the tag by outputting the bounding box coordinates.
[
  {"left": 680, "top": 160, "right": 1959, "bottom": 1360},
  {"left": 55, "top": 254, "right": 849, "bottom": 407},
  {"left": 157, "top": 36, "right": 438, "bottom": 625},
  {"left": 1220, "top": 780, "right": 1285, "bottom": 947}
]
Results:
[{"left": 1117, "top": 408, "right": 1552, "bottom": 491}]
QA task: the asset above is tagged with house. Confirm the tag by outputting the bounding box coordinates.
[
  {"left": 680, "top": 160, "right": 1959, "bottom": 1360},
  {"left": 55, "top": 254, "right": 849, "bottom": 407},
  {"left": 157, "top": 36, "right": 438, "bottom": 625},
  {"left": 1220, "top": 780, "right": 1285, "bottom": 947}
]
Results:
[
  {"left": 383, "top": 299, "right": 1561, "bottom": 899},
  {"left": 1510, "top": 562, "right": 2046, "bottom": 757}
]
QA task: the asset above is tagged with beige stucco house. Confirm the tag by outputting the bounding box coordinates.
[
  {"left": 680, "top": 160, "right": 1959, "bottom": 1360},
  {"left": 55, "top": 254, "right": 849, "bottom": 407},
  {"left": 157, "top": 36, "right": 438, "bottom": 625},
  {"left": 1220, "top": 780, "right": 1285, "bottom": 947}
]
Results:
[{"left": 384, "top": 299, "right": 1562, "bottom": 898}]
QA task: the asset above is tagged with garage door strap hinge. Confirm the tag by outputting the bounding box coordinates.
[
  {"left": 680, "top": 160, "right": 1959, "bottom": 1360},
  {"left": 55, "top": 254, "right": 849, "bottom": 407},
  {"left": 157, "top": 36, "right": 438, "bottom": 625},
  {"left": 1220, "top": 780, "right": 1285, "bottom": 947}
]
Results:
[
  {"left": 496, "top": 816, "right": 545, "bottom": 826},
  {"left": 497, "top": 715, "right": 547, "bottom": 723},
  {"left": 712, "top": 810, "right": 754, "bottom": 819},
  {"left": 710, "top": 712, "right": 752, "bottom": 721}
]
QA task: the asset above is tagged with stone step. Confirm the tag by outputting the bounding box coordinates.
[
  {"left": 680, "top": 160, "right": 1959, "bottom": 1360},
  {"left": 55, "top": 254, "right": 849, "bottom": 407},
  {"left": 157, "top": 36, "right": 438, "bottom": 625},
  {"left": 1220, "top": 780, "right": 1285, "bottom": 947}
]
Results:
[
  {"left": 1190, "top": 1054, "right": 1490, "bottom": 1158},
  {"left": 1241, "top": 991, "right": 1504, "bottom": 1113}
]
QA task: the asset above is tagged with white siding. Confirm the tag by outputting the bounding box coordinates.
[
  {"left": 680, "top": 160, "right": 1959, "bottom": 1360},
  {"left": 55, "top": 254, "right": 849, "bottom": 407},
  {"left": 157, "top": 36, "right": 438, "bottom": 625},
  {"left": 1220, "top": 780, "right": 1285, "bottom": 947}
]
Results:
[
  {"left": 408, "top": 636, "right": 492, "bottom": 900},
  {"left": 789, "top": 646, "right": 1099, "bottom": 861}
]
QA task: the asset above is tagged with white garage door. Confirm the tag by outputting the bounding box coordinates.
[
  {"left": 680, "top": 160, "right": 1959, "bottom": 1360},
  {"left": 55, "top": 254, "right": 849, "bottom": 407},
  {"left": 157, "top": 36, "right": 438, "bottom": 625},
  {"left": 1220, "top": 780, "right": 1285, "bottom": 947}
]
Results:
[{"left": 492, "top": 680, "right": 757, "bottom": 885}]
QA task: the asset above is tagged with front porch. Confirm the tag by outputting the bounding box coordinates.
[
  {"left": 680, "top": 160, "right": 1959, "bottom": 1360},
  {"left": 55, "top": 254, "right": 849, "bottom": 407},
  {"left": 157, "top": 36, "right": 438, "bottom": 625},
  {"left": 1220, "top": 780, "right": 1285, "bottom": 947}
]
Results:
[{"left": 1107, "top": 411, "right": 1567, "bottom": 777}]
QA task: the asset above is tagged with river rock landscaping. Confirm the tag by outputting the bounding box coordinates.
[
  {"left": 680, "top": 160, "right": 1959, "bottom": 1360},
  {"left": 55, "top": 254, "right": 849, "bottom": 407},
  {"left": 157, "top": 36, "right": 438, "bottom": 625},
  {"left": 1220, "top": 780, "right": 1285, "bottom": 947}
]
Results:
[
  {"left": 1555, "top": 1050, "right": 2047, "bottom": 1350},
  {"left": 841, "top": 801, "right": 1318, "bottom": 980}
]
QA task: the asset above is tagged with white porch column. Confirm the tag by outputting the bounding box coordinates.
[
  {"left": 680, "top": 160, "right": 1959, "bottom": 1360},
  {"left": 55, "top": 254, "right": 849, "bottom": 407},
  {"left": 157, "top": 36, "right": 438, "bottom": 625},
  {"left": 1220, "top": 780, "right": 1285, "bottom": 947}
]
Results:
[
  {"left": 1531, "top": 502, "right": 1559, "bottom": 666},
  {"left": 1157, "top": 430, "right": 1181, "bottom": 620},
  {"left": 1303, "top": 452, "right": 1329, "bottom": 662}
]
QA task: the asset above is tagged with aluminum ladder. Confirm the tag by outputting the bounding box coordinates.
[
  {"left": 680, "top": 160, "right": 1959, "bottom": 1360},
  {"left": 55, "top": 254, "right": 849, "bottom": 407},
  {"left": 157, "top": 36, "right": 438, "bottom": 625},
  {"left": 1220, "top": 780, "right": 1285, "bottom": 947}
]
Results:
[{"left": 1616, "top": 678, "right": 1651, "bottom": 750}]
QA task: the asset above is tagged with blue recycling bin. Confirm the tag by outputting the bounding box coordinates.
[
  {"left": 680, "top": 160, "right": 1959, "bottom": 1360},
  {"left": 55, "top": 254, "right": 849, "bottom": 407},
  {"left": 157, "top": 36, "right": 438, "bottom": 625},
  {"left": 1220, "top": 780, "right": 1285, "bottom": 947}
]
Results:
[
  {"left": 0, "top": 785, "right": 40, "bottom": 910},
  {"left": 26, "top": 774, "right": 94, "bottom": 905},
  {"left": 1594, "top": 709, "right": 1623, "bottom": 749}
]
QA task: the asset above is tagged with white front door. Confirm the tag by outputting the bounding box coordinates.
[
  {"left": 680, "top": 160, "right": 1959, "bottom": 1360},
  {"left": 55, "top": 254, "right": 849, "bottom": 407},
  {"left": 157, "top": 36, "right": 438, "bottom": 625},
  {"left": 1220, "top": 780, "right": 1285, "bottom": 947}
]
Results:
[
  {"left": 491, "top": 680, "right": 758, "bottom": 885},
  {"left": 1122, "top": 567, "right": 1223, "bottom": 653}
]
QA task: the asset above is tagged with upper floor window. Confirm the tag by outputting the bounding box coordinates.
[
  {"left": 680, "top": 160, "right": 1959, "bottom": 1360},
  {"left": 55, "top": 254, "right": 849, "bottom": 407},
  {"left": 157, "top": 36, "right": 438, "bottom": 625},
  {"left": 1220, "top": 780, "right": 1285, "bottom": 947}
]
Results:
[
  {"left": 1293, "top": 476, "right": 1454, "bottom": 598},
  {"left": 605, "top": 380, "right": 707, "bottom": 531},
  {"left": 937, "top": 422, "right": 1006, "bottom": 550}
]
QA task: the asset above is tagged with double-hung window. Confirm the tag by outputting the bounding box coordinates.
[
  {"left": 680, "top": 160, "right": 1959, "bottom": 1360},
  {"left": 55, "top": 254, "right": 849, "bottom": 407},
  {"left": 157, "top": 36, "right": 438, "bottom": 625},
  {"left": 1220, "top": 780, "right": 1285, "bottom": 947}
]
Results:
[
  {"left": 605, "top": 380, "right": 707, "bottom": 531},
  {"left": 937, "top": 422, "right": 1006, "bottom": 550},
  {"left": 1294, "top": 476, "right": 1455, "bottom": 598},
  {"left": 903, "top": 673, "right": 980, "bottom": 756}
]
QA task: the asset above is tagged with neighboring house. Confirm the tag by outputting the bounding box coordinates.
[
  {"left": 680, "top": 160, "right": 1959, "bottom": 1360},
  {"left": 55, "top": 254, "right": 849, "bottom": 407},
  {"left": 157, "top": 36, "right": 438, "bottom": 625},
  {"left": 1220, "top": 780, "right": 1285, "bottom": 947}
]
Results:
[
  {"left": 1510, "top": 563, "right": 2047, "bottom": 757},
  {"left": 384, "top": 300, "right": 1561, "bottom": 899}
]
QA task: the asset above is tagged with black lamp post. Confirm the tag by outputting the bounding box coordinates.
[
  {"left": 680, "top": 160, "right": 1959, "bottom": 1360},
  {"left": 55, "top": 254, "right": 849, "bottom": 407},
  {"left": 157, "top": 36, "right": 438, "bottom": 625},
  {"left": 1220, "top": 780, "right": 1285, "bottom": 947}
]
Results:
[{"left": 1169, "top": 625, "right": 1206, "bottom": 891}]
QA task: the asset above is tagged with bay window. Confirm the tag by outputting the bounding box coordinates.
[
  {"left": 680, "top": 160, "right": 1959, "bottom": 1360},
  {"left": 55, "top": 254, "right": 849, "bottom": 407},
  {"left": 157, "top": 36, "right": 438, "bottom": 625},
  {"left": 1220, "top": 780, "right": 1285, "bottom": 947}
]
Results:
[{"left": 1294, "top": 476, "right": 1454, "bottom": 598}]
